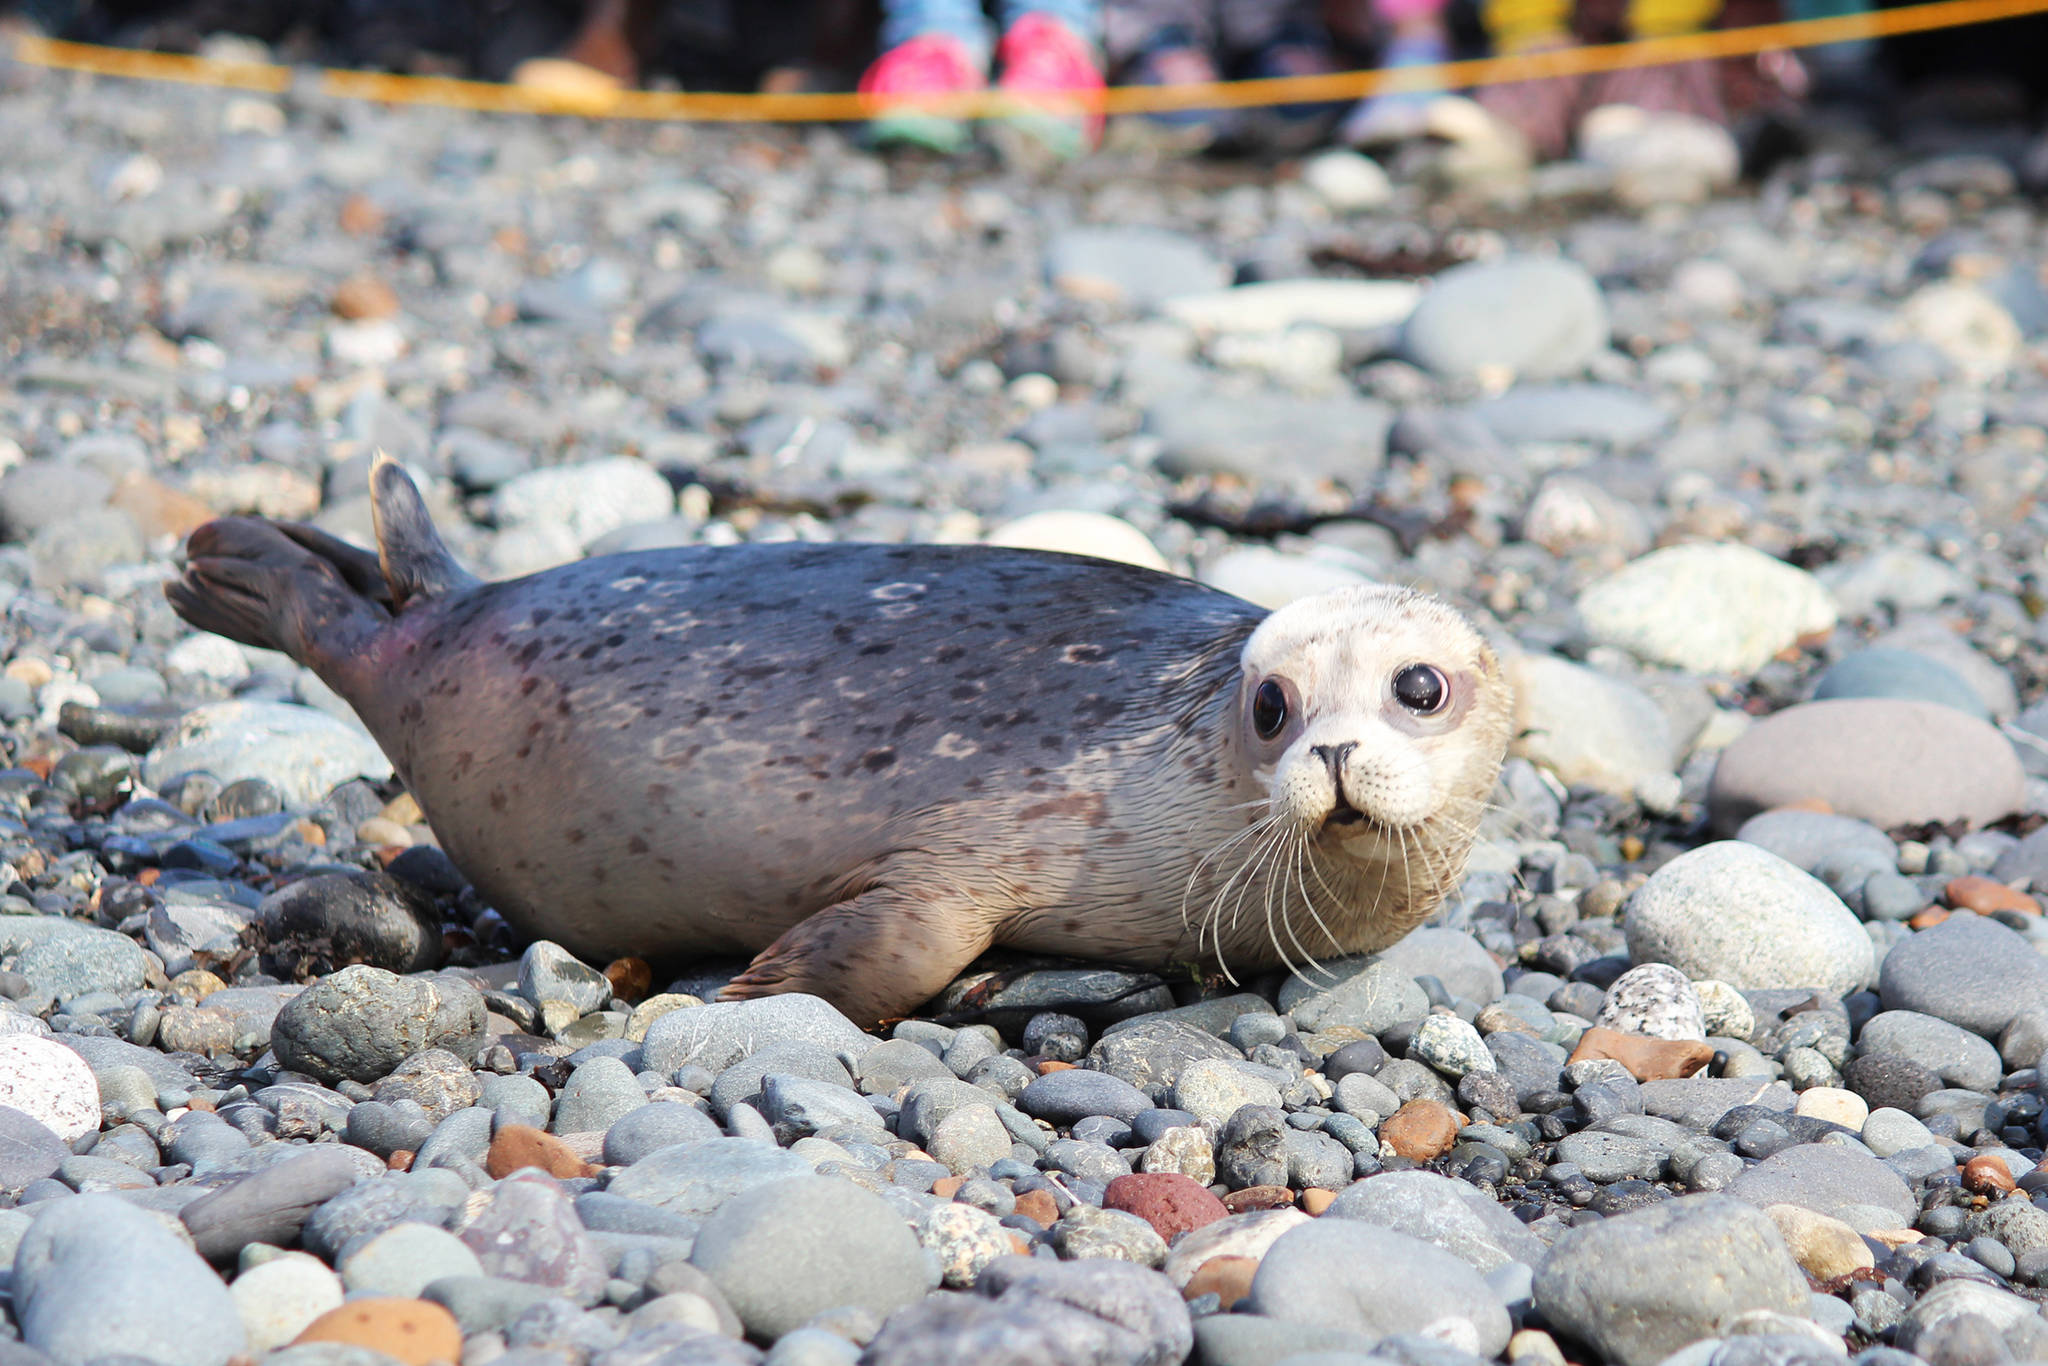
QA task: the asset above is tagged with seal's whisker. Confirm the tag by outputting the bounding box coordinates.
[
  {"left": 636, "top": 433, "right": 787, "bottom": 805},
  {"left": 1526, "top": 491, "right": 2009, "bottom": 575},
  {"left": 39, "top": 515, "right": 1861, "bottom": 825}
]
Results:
[
  {"left": 1295, "top": 837, "right": 1350, "bottom": 958},
  {"left": 1196, "top": 811, "right": 1288, "bottom": 975},
  {"left": 1282, "top": 833, "right": 1331, "bottom": 978},
  {"left": 1182, "top": 810, "right": 1278, "bottom": 946},
  {"left": 1244, "top": 824, "right": 1297, "bottom": 982}
]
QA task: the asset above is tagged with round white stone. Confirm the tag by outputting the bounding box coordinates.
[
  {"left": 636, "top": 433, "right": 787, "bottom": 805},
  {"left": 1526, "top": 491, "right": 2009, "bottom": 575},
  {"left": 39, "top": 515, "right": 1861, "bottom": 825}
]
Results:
[
  {"left": 0, "top": 1036, "right": 101, "bottom": 1141},
  {"left": 984, "top": 510, "right": 1168, "bottom": 572},
  {"left": 1623, "top": 841, "right": 1875, "bottom": 997}
]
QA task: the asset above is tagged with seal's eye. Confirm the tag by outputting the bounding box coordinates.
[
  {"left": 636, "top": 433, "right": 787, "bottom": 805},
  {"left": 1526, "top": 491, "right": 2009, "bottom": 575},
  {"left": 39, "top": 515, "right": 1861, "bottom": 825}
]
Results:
[
  {"left": 1394, "top": 664, "right": 1448, "bottom": 714},
  {"left": 1252, "top": 679, "right": 1288, "bottom": 740}
]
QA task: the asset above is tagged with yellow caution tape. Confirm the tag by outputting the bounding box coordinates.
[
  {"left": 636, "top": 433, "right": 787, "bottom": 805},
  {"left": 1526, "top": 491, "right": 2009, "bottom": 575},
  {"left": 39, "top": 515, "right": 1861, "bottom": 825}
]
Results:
[{"left": 11, "top": 0, "right": 2048, "bottom": 123}]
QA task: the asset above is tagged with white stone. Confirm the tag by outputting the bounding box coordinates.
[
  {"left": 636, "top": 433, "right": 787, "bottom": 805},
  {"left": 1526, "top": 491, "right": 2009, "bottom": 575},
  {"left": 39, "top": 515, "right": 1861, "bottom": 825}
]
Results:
[
  {"left": 325, "top": 318, "right": 406, "bottom": 369},
  {"left": 1162, "top": 1207, "right": 1310, "bottom": 1288},
  {"left": 1200, "top": 547, "right": 1375, "bottom": 611},
  {"left": 1669, "top": 260, "right": 1746, "bottom": 316},
  {"left": 1898, "top": 283, "right": 2020, "bottom": 384},
  {"left": 1794, "top": 1087, "right": 1868, "bottom": 1131},
  {"left": 1210, "top": 327, "right": 1345, "bottom": 393},
  {"left": 1165, "top": 280, "right": 1420, "bottom": 336},
  {"left": 144, "top": 699, "right": 392, "bottom": 809},
  {"left": 1509, "top": 653, "right": 1678, "bottom": 801},
  {"left": 231, "top": 1253, "right": 343, "bottom": 1353},
  {"left": 491, "top": 456, "right": 678, "bottom": 551},
  {"left": 1578, "top": 105, "right": 1740, "bottom": 209},
  {"left": 1524, "top": 475, "right": 1653, "bottom": 558},
  {"left": 1300, "top": 149, "right": 1396, "bottom": 213},
  {"left": 984, "top": 511, "right": 1168, "bottom": 572},
  {"left": 0, "top": 1036, "right": 100, "bottom": 1141},
  {"left": 1623, "top": 841, "right": 1875, "bottom": 997},
  {"left": 163, "top": 633, "right": 251, "bottom": 683},
  {"left": 1577, "top": 543, "right": 1837, "bottom": 676},
  {"left": 1173, "top": 1057, "right": 1284, "bottom": 1126}
]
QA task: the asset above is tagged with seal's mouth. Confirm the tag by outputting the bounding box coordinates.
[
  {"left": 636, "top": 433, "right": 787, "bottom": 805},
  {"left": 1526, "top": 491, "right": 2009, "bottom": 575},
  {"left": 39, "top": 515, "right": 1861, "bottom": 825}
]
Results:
[{"left": 1324, "top": 796, "right": 1367, "bottom": 828}]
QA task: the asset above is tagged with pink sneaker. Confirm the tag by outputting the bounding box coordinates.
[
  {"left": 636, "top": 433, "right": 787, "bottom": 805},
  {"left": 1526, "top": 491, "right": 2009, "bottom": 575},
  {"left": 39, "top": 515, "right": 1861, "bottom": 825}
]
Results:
[
  {"left": 993, "top": 13, "right": 1106, "bottom": 158},
  {"left": 859, "top": 33, "right": 986, "bottom": 153}
]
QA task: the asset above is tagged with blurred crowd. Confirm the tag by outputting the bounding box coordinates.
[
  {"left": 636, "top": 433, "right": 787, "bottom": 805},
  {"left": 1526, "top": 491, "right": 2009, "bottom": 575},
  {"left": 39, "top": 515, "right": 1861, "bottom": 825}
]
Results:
[{"left": 11, "top": 0, "right": 2042, "bottom": 163}]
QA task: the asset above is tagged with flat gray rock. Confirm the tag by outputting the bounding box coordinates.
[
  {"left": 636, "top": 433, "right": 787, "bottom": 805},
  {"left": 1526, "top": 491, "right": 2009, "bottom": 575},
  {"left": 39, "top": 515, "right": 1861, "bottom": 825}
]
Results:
[
  {"left": 1324, "top": 1170, "right": 1545, "bottom": 1271},
  {"left": 1726, "top": 1142, "right": 1917, "bottom": 1225},
  {"left": 1400, "top": 258, "right": 1608, "bottom": 380},
  {"left": 639, "top": 995, "right": 875, "bottom": 1076},
  {"left": 689, "top": 1174, "right": 930, "bottom": 1341},
  {"left": 605, "top": 1138, "right": 812, "bottom": 1218},
  {"left": 1878, "top": 912, "right": 2048, "bottom": 1038},
  {"left": 1532, "top": 1195, "right": 1809, "bottom": 1366},
  {"left": 1246, "top": 1219, "right": 1511, "bottom": 1356},
  {"left": 16, "top": 1193, "right": 247, "bottom": 1366},
  {"left": 1858, "top": 1011, "right": 2002, "bottom": 1092},
  {"left": 1708, "top": 699, "right": 2024, "bottom": 834}
]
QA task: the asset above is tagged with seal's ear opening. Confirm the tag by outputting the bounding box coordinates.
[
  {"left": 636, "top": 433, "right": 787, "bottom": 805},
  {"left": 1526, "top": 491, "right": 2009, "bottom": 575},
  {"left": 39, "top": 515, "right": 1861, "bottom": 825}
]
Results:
[{"left": 369, "top": 452, "right": 478, "bottom": 610}]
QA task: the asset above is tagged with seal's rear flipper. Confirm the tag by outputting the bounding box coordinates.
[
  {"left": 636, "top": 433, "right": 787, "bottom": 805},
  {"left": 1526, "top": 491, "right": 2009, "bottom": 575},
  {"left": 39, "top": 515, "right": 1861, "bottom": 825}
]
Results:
[
  {"left": 165, "top": 517, "right": 392, "bottom": 670},
  {"left": 370, "top": 453, "right": 477, "bottom": 609},
  {"left": 721, "top": 887, "right": 997, "bottom": 1027}
]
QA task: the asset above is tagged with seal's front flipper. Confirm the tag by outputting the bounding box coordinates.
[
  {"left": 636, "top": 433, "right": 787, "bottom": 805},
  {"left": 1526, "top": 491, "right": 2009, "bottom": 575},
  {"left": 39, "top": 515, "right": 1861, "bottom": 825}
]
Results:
[
  {"left": 369, "top": 453, "right": 478, "bottom": 609},
  {"left": 721, "top": 888, "right": 996, "bottom": 1027}
]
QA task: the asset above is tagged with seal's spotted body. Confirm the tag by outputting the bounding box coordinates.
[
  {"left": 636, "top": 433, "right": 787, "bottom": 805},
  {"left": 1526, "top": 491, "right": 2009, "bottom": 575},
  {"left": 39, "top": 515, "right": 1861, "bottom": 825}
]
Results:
[{"left": 168, "top": 459, "right": 1512, "bottom": 1022}]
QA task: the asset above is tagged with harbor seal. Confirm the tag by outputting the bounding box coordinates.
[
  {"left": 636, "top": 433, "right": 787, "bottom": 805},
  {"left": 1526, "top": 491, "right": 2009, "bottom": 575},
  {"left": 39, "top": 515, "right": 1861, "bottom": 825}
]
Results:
[{"left": 167, "top": 459, "right": 1512, "bottom": 1023}]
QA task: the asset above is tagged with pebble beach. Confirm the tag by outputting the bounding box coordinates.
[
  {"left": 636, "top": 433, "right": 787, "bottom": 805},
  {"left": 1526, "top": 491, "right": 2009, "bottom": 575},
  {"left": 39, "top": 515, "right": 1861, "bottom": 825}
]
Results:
[{"left": 0, "top": 40, "right": 2047, "bottom": 1366}]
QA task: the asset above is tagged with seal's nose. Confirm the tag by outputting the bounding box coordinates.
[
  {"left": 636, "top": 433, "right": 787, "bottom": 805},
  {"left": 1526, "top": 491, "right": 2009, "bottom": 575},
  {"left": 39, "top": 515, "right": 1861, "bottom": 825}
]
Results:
[{"left": 1309, "top": 742, "right": 1357, "bottom": 786}]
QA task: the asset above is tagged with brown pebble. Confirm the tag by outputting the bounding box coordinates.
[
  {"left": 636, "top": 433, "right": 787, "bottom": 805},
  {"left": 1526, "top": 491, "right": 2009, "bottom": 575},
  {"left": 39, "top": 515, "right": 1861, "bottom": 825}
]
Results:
[
  {"left": 1012, "top": 1189, "right": 1059, "bottom": 1228},
  {"left": 1379, "top": 1100, "right": 1463, "bottom": 1162},
  {"left": 1298, "top": 1188, "right": 1336, "bottom": 1216},
  {"left": 604, "top": 957, "right": 653, "bottom": 1003},
  {"left": 338, "top": 193, "right": 386, "bottom": 236},
  {"left": 1908, "top": 907, "right": 1952, "bottom": 930},
  {"left": 1104, "top": 1173, "right": 1228, "bottom": 1241},
  {"left": 381, "top": 793, "right": 424, "bottom": 824},
  {"left": 110, "top": 472, "right": 214, "bottom": 541},
  {"left": 1221, "top": 1185, "right": 1295, "bottom": 1214},
  {"left": 931, "top": 1176, "right": 966, "bottom": 1200},
  {"left": 1036, "top": 1060, "right": 1076, "bottom": 1074},
  {"left": 331, "top": 273, "right": 399, "bottom": 321},
  {"left": 386, "top": 1150, "right": 414, "bottom": 1172},
  {"left": 486, "top": 1124, "right": 599, "bottom": 1181},
  {"left": 1183, "top": 1255, "right": 1258, "bottom": 1309},
  {"left": 294, "top": 1298, "right": 461, "bottom": 1366},
  {"left": 1946, "top": 875, "right": 2041, "bottom": 917},
  {"left": 1962, "top": 1155, "right": 2018, "bottom": 1195},
  {"left": 184, "top": 1095, "right": 215, "bottom": 1113},
  {"left": 1570, "top": 1026, "right": 1715, "bottom": 1082},
  {"left": 296, "top": 820, "right": 326, "bottom": 847}
]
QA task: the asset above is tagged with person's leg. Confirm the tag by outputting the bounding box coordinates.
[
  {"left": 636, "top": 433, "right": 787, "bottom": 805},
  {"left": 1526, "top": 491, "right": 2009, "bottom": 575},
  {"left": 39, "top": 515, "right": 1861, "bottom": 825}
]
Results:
[
  {"left": 1472, "top": 0, "right": 1582, "bottom": 159},
  {"left": 992, "top": 0, "right": 1108, "bottom": 156},
  {"left": 861, "top": 0, "right": 995, "bottom": 152},
  {"left": 1340, "top": 0, "right": 1455, "bottom": 144},
  {"left": 1105, "top": 0, "right": 1215, "bottom": 65},
  {"left": 883, "top": 0, "right": 997, "bottom": 50},
  {"left": 1110, "top": 0, "right": 1237, "bottom": 146},
  {"left": 1583, "top": 0, "right": 1725, "bottom": 123},
  {"left": 1227, "top": 0, "right": 1344, "bottom": 153}
]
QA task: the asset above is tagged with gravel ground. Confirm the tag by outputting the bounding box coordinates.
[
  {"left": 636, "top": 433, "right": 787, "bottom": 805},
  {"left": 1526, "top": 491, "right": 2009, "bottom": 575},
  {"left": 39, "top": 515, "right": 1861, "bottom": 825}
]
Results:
[{"left": 1, "top": 42, "right": 2048, "bottom": 1366}]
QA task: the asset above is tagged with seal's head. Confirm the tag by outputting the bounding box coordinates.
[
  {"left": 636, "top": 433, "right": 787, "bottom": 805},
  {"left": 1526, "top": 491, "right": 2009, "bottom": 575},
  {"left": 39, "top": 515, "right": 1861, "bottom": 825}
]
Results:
[{"left": 1204, "top": 583, "right": 1512, "bottom": 969}]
